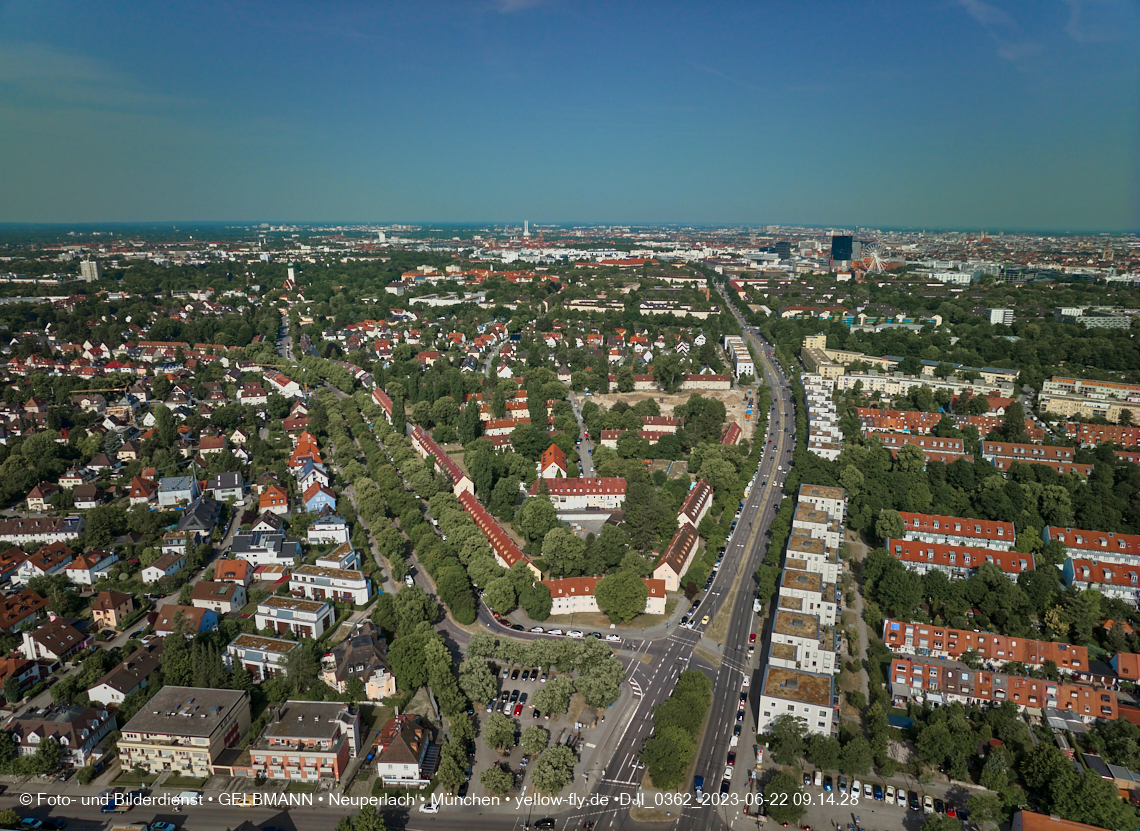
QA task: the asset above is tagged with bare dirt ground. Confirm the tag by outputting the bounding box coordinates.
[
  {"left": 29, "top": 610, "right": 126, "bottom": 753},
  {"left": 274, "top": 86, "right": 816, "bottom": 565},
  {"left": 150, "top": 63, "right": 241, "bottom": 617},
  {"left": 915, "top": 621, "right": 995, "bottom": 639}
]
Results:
[{"left": 587, "top": 388, "right": 757, "bottom": 441}]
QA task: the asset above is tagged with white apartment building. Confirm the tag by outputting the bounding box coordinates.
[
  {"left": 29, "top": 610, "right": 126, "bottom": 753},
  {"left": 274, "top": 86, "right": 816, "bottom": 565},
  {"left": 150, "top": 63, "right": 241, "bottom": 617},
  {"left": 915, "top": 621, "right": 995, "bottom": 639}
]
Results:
[
  {"left": 289, "top": 565, "right": 372, "bottom": 606},
  {"left": 796, "top": 484, "right": 845, "bottom": 522},
  {"left": 255, "top": 596, "right": 335, "bottom": 639},
  {"left": 529, "top": 477, "right": 626, "bottom": 511},
  {"left": 226, "top": 633, "right": 300, "bottom": 681},
  {"left": 792, "top": 505, "right": 842, "bottom": 550},
  {"left": 756, "top": 666, "right": 835, "bottom": 737},
  {"left": 786, "top": 535, "right": 839, "bottom": 585},
  {"left": 723, "top": 335, "right": 755, "bottom": 379}
]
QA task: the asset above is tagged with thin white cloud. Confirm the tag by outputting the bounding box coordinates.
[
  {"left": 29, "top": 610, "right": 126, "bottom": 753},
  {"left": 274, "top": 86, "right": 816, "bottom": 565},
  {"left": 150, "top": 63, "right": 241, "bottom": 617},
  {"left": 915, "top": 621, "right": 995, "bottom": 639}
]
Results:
[
  {"left": 0, "top": 41, "right": 185, "bottom": 111},
  {"left": 955, "top": 0, "right": 1041, "bottom": 64},
  {"left": 1062, "top": 0, "right": 1140, "bottom": 44}
]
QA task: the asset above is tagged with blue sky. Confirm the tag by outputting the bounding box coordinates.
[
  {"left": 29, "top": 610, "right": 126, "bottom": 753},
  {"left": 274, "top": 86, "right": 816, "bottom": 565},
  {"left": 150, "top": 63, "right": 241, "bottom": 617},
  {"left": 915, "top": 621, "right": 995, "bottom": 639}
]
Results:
[{"left": 1, "top": 0, "right": 1138, "bottom": 230}]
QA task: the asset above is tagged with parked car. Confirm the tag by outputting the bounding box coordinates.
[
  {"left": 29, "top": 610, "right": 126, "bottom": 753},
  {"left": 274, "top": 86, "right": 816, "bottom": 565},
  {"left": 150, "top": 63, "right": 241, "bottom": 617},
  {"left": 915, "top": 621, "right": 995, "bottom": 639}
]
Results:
[
  {"left": 823, "top": 775, "right": 832, "bottom": 792},
  {"left": 568, "top": 630, "right": 584, "bottom": 639},
  {"left": 838, "top": 775, "right": 847, "bottom": 794},
  {"left": 530, "top": 627, "right": 544, "bottom": 633},
  {"left": 863, "top": 783, "right": 873, "bottom": 799},
  {"left": 886, "top": 785, "right": 895, "bottom": 804},
  {"left": 923, "top": 795, "right": 934, "bottom": 814},
  {"left": 934, "top": 799, "right": 945, "bottom": 815},
  {"left": 908, "top": 792, "right": 920, "bottom": 811},
  {"left": 606, "top": 634, "right": 621, "bottom": 643},
  {"left": 874, "top": 783, "right": 883, "bottom": 801}
]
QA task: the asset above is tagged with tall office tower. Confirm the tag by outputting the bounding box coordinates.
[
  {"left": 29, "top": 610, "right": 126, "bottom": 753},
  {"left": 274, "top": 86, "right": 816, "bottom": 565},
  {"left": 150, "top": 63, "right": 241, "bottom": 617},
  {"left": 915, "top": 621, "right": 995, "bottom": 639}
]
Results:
[
  {"left": 830, "top": 235, "right": 853, "bottom": 261},
  {"left": 79, "top": 260, "right": 102, "bottom": 282},
  {"left": 524, "top": 221, "right": 530, "bottom": 237}
]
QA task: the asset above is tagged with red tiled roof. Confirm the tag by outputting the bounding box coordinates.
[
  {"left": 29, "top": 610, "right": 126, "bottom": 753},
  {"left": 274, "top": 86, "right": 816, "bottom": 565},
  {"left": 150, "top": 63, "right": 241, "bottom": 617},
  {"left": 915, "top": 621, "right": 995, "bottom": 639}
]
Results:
[
  {"left": 887, "top": 538, "right": 1033, "bottom": 574},
  {"left": 528, "top": 477, "right": 626, "bottom": 497},
  {"left": 458, "top": 490, "right": 530, "bottom": 570},
  {"left": 899, "top": 511, "right": 1014, "bottom": 543}
]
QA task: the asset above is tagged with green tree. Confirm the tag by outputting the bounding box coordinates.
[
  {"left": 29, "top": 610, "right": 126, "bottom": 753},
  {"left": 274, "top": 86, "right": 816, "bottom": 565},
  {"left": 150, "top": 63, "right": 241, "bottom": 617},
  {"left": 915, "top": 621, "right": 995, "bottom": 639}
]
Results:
[
  {"left": 518, "top": 496, "right": 559, "bottom": 545},
  {"left": 483, "top": 576, "right": 518, "bottom": 615},
  {"left": 765, "top": 771, "right": 806, "bottom": 825},
  {"left": 839, "top": 735, "right": 873, "bottom": 775},
  {"left": 530, "top": 744, "right": 577, "bottom": 795},
  {"left": 480, "top": 764, "right": 514, "bottom": 796},
  {"left": 483, "top": 712, "right": 515, "bottom": 750},
  {"left": 805, "top": 734, "right": 841, "bottom": 770},
  {"left": 3, "top": 675, "right": 21, "bottom": 704},
  {"left": 520, "top": 725, "right": 550, "bottom": 756},
  {"left": 876, "top": 509, "right": 905, "bottom": 542},
  {"left": 594, "top": 571, "right": 648, "bottom": 623},
  {"left": 541, "top": 526, "right": 587, "bottom": 577},
  {"left": 642, "top": 724, "right": 695, "bottom": 789},
  {"left": 966, "top": 791, "right": 1004, "bottom": 827},
  {"left": 767, "top": 714, "right": 807, "bottom": 766},
  {"left": 457, "top": 660, "right": 497, "bottom": 705}
]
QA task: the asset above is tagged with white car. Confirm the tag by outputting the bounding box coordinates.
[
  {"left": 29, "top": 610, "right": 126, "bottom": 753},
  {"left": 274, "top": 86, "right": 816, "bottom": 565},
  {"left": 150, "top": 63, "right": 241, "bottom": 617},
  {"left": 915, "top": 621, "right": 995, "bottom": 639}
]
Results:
[
  {"left": 724, "top": 765, "right": 733, "bottom": 780},
  {"left": 852, "top": 780, "right": 862, "bottom": 798},
  {"left": 419, "top": 801, "right": 439, "bottom": 814},
  {"left": 568, "top": 630, "right": 585, "bottom": 639},
  {"left": 530, "top": 627, "right": 544, "bottom": 633},
  {"left": 863, "top": 783, "right": 873, "bottom": 799},
  {"left": 547, "top": 629, "right": 564, "bottom": 636},
  {"left": 606, "top": 634, "right": 621, "bottom": 642},
  {"left": 896, "top": 789, "right": 907, "bottom": 807}
]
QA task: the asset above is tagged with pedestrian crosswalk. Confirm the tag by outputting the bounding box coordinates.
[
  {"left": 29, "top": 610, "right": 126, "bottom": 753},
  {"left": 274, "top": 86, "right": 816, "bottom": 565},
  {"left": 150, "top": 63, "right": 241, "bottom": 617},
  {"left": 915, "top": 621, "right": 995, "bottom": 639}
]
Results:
[{"left": 629, "top": 678, "right": 643, "bottom": 698}]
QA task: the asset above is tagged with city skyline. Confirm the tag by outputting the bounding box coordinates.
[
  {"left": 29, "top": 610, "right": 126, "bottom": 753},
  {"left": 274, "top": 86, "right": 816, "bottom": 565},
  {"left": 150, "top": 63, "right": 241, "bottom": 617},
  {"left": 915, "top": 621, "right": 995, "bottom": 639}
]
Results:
[{"left": 1, "top": 0, "right": 1138, "bottom": 231}]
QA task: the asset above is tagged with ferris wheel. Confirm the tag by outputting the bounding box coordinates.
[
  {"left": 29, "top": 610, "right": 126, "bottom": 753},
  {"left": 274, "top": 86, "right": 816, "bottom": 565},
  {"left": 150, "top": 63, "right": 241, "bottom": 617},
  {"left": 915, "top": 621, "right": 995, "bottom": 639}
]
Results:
[{"left": 862, "top": 241, "right": 888, "bottom": 274}]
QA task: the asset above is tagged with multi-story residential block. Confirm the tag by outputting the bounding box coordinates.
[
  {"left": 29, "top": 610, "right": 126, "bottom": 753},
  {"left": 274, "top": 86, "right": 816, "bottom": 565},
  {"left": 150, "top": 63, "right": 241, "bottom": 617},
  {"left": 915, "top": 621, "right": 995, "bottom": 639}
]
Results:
[
  {"left": 653, "top": 524, "right": 699, "bottom": 592},
  {"left": 458, "top": 491, "right": 539, "bottom": 577},
  {"left": 255, "top": 596, "right": 334, "bottom": 639},
  {"left": 796, "top": 484, "right": 845, "bottom": 522},
  {"left": 320, "top": 622, "right": 396, "bottom": 701},
  {"left": 239, "top": 700, "right": 361, "bottom": 781},
  {"left": 777, "top": 567, "right": 837, "bottom": 627},
  {"left": 8, "top": 704, "right": 115, "bottom": 767},
  {"left": 0, "top": 516, "right": 83, "bottom": 546},
  {"left": 16, "top": 542, "right": 75, "bottom": 582},
  {"left": 898, "top": 511, "right": 1015, "bottom": 550},
  {"left": 769, "top": 609, "right": 837, "bottom": 675},
  {"left": 786, "top": 536, "right": 839, "bottom": 584},
  {"left": 677, "top": 479, "right": 713, "bottom": 529},
  {"left": 791, "top": 504, "right": 842, "bottom": 550},
  {"left": 882, "top": 619, "right": 1087, "bottom": 672},
  {"left": 409, "top": 426, "right": 473, "bottom": 496},
  {"left": 1062, "top": 559, "right": 1140, "bottom": 607},
  {"left": 723, "top": 335, "right": 754, "bottom": 378},
  {"left": 118, "top": 686, "right": 250, "bottom": 776},
  {"left": 225, "top": 633, "right": 300, "bottom": 680},
  {"left": 541, "top": 576, "right": 666, "bottom": 616},
  {"left": 162, "top": 531, "right": 192, "bottom": 557},
  {"left": 1043, "top": 525, "right": 1140, "bottom": 565},
  {"left": 890, "top": 656, "right": 1116, "bottom": 722},
  {"left": 755, "top": 666, "right": 835, "bottom": 737},
  {"left": 290, "top": 565, "right": 371, "bottom": 606},
  {"left": 887, "top": 538, "right": 1033, "bottom": 580},
  {"left": 315, "top": 541, "right": 360, "bottom": 571},
  {"left": 528, "top": 477, "right": 626, "bottom": 511},
  {"left": 307, "top": 515, "right": 350, "bottom": 546}
]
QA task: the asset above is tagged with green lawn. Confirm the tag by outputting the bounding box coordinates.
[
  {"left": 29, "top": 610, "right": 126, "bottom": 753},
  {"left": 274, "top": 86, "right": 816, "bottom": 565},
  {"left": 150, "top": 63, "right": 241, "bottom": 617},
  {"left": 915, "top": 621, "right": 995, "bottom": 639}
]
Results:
[
  {"left": 164, "top": 774, "right": 208, "bottom": 788},
  {"left": 112, "top": 771, "right": 159, "bottom": 785}
]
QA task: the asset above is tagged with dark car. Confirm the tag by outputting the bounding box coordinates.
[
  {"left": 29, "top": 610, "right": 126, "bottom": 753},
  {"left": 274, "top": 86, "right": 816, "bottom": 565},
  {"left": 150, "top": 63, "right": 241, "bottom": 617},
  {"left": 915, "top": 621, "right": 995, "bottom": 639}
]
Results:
[
  {"left": 740, "top": 692, "right": 747, "bottom": 703},
  {"left": 873, "top": 784, "right": 883, "bottom": 801},
  {"left": 736, "top": 708, "right": 745, "bottom": 721},
  {"left": 535, "top": 820, "right": 556, "bottom": 829},
  {"left": 727, "top": 752, "right": 736, "bottom": 766},
  {"left": 803, "top": 772, "right": 811, "bottom": 786},
  {"left": 509, "top": 689, "right": 520, "bottom": 703},
  {"left": 935, "top": 799, "right": 945, "bottom": 815},
  {"left": 720, "top": 779, "right": 731, "bottom": 795},
  {"left": 520, "top": 669, "right": 530, "bottom": 681},
  {"left": 511, "top": 669, "right": 520, "bottom": 680},
  {"left": 909, "top": 791, "right": 920, "bottom": 811},
  {"left": 511, "top": 624, "right": 524, "bottom": 631},
  {"left": 681, "top": 616, "right": 689, "bottom": 625}
]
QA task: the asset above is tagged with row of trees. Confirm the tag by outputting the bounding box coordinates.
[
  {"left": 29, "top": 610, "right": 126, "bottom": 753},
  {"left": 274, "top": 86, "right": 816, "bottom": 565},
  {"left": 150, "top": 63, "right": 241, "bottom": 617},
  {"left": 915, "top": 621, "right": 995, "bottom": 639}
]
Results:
[{"left": 641, "top": 670, "right": 712, "bottom": 789}]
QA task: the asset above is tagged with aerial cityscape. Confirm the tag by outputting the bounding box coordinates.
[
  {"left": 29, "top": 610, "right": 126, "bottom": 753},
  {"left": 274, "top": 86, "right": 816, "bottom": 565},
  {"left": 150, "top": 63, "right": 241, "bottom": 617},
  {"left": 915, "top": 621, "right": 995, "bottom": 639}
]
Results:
[{"left": 0, "top": 3, "right": 1139, "bottom": 831}]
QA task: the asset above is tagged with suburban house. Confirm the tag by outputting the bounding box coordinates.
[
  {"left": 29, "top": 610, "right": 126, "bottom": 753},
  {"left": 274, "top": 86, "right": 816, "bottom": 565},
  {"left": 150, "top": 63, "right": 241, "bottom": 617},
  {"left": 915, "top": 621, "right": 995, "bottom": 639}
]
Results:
[
  {"left": 16, "top": 542, "right": 76, "bottom": 582},
  {"left": 677, "top": 479, "right": 713, "bottom": 528},
  {"left": 21, "top": 616, "right": 91, "bottom": 662},
  {"left": 319, "top": 622, "right": 396, "bottom": 701},
  {"left": 308, "top": 515, "right": 350, "bottom": 546},
  {"left": 128, "top": 476, "right": 158, "bottom": 505},
  {"left": 315, "top": 541, "right": 360, "bottom": 571},
  {"left": 88, "top": 640, "right": 163, "bottom": 706},
  {"left": 8, "top": 704, "right": 114, "bottom": 767},
  {"left": 374, "top": 714, "right": 431, "bottom": 785},
  {"left": 206, "top": 472, "right": 244, "bottom": 502},
  {"left": 157, "top": 476, "right": 200, "bottom": 508},
  {"left": 302, "top": 483, "right": 338, "bottom": 514},
  {"left": 230, "top": 531, "right": 302, "bottom": 567},
  {"left": 26, "top": 482, "right": 57, "bottom": 512},
  {"left": 153, "top": 605, "right": 218, "bottom": 636},
  {"left": 142, "top": 551, "right": 186, "bottom": 584},
  {"left": 255, "top": 596, "right": 334, "bottom": 639},
  {"left": 290, "top": 565, "right": 371, "bottom": 605},
  {"left": 65, "top": 549, "right": 119, "bottom": 585},
  {"left": 190, "top": 581, "right": 247, "bottom": 615},
  {"left": 653, "top": 524, "right": 699, "bottom": 592},
  {"left": 0, "top": 589, "right": 49, "bottom": 633},
  {"left": 90, "top": 590, "right": 134, "bottom": 630},
  {"left": 73, "top": 483, "right": 102, "bottom": 510},
  {"left": 259, "top": 484, "right": 290, "bottom": 516},
  {"left": 176, "top": 497, "right": 221, "bottom": 543},
  {"left": 215, "top": 559, "right": 254, "bottom": 587},
  {"left": 0, "top": 516, "right": 84, "bottom": 545},
  {"left": 538, "top": 444, "right": 567, "bottom": 479},
  {"left": 225, "top": 633, "right": 300, "bottom": 680},
  {"left": 118, "top": 686, "right": 251, "bottom": 776}
]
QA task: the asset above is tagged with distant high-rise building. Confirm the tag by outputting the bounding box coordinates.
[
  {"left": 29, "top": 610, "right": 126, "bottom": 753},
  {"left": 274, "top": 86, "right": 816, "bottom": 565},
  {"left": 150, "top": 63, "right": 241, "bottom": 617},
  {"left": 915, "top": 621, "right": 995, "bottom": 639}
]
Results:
[
  {"left": 772, "top": 241, "right": 792, "bottom": 259},
  {"left": 524, "top": 221, "right": 530, "bottom": 237},
  {"left": 988, "top": 308, "right": 1015, "bottom": 326},
  {"left": 830, "top": 235, "right": 853, "bottom": 262},
  {"left": 79, "top": 260, "right": 102, "bottom": 283}
]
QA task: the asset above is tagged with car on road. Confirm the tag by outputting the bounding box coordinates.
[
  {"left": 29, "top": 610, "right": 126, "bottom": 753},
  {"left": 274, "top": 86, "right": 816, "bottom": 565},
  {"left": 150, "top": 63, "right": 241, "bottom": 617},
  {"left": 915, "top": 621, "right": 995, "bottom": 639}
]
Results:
[
  {"left": 736, "top": 708, "right": 745, "bottom": 721},
  {"left": 886, "top": 785, "right": 895, "bottom": 804},
  {"left": 749, "top": 632, "right": 756, "bottom": 643},
  {"left": 727, "top": 752, "right": 736, "bottom": 766},
  {"left": 511, "top": 624, "right": 524, "bottom": 631},
  {"left": 548, "top": 629, "right": 563, "bottom": 636},
  {"left": 150, "top": 824, "right": 176, "bottom": 831},
  {"left": 908, "top": 791, "right": 920, "bottom": 811},
  {"left": 606, "top": 634, "right": 621, "bottom": 642},
  {"left": 723, "top": 765, "right": 733, "bottom": 780},
  {"left": 680, "top": 616, "right": 689, "bottom": 626},
  {"left": 587, "top": 632, "right": 601, "bottom": 639},
  {"left": 739, "top": 692, "right": 747, "bottom": 703},
  {"left": 530, "top": 627, "right": 544, "bottom": 633},
  {"left": 701, "top": 615, "right": 710, "bottom": 625},
  {"left": 747, "top": 646, "right": 754, "bottom": 657},
  {"left": 923, "top": 795, "right": 934, "bottom": 814},
  {"left": 568, "top": 630, "right": 584, "bottom": 638},
  {"left": 20, "top": 821, "right": 43, "bottom": 830},
  {"left": 720, "top": 779, "right": 730, "bottom": 795}
]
